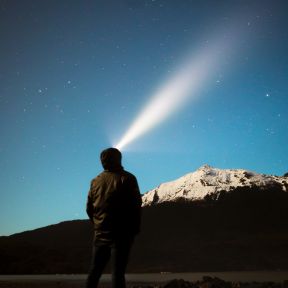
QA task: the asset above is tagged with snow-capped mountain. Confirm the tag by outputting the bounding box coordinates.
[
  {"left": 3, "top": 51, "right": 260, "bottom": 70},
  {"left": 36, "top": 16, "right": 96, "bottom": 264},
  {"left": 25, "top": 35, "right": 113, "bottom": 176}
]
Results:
[{"left": 142, "top": 165, "right": 288, "bottom": 206}]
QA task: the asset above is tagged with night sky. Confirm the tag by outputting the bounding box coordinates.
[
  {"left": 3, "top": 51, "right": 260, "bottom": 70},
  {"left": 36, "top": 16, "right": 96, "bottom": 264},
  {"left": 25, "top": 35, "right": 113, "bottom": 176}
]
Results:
[{"left": 1, "top": 0, "right": 288, "bottom": 236}]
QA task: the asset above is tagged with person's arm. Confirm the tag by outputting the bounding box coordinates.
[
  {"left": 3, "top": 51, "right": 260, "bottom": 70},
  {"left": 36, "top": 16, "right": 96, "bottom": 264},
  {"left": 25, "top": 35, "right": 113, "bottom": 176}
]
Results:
[
  {"left": 129, "top": 175, "right": 142, "bottom": 234},
  {"left": 86, "top": 181, "right": 94, "bottom": 222}
]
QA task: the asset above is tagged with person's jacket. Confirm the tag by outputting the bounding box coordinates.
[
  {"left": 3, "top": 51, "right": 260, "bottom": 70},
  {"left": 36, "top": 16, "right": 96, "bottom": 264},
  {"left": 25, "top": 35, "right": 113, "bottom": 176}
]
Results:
[{"left": 86, "top": 168, "right": 142, "bottom": 242}]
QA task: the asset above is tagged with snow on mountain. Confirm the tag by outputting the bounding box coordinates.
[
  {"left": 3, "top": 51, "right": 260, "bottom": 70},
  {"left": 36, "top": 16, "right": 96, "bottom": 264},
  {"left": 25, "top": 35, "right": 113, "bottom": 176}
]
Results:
[{"left": 142, "top": 165, "right": 288, "bottom": 206}]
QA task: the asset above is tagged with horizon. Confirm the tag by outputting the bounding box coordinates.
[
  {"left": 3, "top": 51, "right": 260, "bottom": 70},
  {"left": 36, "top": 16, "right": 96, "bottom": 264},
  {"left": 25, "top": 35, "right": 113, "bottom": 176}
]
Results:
[{"left": 1, "top": 0, "right": 288, "bottom": 236}]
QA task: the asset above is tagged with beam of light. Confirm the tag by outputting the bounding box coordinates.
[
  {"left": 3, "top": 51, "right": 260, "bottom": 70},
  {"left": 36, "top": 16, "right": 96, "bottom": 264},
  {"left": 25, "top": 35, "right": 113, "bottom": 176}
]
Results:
[{"left": 114, "top": 40, "right": 228, "bottom": 151}]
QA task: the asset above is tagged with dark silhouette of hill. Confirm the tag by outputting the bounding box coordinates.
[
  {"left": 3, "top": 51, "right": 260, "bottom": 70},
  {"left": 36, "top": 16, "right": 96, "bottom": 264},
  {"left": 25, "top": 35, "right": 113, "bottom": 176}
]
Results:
[
  {"left": 131, "top": 185, "right": 288, "bottom": 272},
  {"left": 1, "top": 185, "right": 288, "bottom": 274},
  {"left": 0, "top": 220, "right": 93, "bottom": 274}
]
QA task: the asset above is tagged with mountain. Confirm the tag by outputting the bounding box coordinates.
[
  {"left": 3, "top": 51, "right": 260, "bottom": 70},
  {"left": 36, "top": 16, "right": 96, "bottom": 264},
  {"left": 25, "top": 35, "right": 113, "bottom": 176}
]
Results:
[
  {"left": 1, "top": 166, "right": 288, "bottom": 274},
  {"left": 142, "top": 165, "right": 288, "bottom": 205}
]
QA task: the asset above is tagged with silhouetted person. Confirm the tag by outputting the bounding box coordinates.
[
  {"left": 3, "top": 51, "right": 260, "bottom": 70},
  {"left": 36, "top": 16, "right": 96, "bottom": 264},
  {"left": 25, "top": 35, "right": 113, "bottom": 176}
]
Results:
[{"left": 86, "top": 148, "right": 142, "bottom": 288}]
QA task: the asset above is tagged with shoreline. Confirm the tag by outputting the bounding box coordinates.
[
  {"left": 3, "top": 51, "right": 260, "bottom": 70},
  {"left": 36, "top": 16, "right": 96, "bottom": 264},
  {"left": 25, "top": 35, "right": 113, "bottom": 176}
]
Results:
[
  {"left": 1, "top": 271, "right": 288, "bottom": 283},
  {"left": 1, "top": 277, "right": 288, "bottom": 288}
]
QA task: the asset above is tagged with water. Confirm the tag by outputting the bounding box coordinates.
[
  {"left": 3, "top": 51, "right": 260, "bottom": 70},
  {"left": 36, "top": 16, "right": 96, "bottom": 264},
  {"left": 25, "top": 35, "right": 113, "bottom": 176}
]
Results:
[{"left": 1, "top": 271, "right": 288, "bottom": 283}]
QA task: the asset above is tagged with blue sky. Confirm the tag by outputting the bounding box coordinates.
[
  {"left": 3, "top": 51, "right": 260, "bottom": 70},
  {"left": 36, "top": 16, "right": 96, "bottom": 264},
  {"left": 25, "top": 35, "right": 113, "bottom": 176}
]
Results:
[{"left": 0, "top": 0, "right": 288, "bottom": 235}]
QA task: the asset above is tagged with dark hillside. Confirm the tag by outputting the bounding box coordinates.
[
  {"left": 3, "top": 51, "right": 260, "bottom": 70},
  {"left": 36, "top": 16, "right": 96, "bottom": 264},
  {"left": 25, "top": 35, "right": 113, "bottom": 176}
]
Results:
[{"left": 1, "top": 185, "right": 288, "bottom": 273}]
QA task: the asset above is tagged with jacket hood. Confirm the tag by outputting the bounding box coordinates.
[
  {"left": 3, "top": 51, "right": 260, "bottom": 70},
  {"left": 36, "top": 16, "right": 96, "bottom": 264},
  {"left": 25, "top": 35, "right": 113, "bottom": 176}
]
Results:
[{"left": 100, "top": 148, "right": 123, "bottom": 171}]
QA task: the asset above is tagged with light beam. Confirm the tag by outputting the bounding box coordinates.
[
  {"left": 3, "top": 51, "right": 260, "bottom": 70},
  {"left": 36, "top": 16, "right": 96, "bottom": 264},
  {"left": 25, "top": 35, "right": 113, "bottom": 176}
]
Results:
[{"left": 115, "top": 40, "right": 228, "bottom": 151}]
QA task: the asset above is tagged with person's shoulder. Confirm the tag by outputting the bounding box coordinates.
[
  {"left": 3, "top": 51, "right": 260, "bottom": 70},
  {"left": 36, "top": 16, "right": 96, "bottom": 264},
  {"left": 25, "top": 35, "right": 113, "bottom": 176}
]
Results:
[
  {"left": 90, "top": 172, "right": 105, "bottom": 185},
  {"left": 122, "top": 170, "right": 137, "bottom": 180}
]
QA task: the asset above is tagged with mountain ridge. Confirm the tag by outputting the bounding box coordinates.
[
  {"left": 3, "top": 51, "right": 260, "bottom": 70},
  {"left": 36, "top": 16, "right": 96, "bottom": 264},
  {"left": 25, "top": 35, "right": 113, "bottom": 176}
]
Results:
[{"left": 142, "top": 165, "right": 288, "bottom": 206}]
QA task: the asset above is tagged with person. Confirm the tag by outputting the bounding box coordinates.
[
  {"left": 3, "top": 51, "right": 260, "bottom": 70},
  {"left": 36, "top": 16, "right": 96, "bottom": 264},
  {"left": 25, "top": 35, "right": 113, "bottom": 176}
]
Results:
[{"left": 86, "top": 147, "right": 142, "bottom": 288}]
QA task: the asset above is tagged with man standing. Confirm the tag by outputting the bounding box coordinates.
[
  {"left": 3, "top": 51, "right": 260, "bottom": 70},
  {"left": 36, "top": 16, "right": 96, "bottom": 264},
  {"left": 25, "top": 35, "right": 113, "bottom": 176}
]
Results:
[{"left": 86, "top": 148, "right": 142, "bottom": 288}]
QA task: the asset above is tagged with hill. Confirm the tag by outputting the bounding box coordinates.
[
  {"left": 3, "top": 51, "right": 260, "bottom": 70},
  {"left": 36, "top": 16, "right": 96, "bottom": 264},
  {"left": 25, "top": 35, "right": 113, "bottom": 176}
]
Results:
[{"left": 1, "top": 166, "right": 288, "bottom": 273}]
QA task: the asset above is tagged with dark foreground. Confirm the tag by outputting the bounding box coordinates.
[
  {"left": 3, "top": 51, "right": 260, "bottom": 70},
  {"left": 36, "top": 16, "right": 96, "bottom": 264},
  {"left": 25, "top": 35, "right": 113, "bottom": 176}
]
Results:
[{"left": 1, "top": 276, "right": 288, "bottom": 288}]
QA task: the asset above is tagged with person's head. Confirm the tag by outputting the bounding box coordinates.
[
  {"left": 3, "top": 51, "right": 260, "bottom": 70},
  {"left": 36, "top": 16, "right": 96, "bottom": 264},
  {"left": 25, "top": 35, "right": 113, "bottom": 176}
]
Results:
[{"left": 100, "top": 147, "right": 122, "bottom": 171}]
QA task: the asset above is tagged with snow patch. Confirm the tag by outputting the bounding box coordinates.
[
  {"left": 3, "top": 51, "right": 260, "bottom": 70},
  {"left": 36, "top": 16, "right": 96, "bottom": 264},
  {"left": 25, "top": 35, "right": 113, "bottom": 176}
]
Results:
[{"left": 142, "top": 165, "right": 288, "bottom": 206}]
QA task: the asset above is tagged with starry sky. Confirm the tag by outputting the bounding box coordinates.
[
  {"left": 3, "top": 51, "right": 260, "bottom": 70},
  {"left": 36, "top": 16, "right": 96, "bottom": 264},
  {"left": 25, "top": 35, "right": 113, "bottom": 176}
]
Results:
[{"left": 1, "top": 0, "right": 288, "bottom": 236}]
